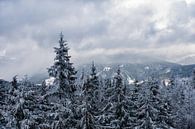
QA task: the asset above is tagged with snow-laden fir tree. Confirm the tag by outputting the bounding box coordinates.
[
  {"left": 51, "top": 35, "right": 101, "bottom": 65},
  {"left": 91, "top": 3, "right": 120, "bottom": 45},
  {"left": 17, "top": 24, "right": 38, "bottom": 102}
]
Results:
[
  {"left": 79, "top": 62, "right": 100, "bottom": 129},
  {"left": 111, "top": 68, "right": 131, "bottom": 128},
  {"left": 46, "top": 33, "right": 78, "bottom": 129},
  {"left": 174, "top": 77, "right": 195, "bottom": 129},
  {"left": 129, "top": 79, "right": 143, "bottom": 127},
  {"left": 9, "top": 75, "right": 18, "bottom": 96},
  {"left": 10, "top": 88, "right": 25, "bottom": 129},
  {"left": 136, "top": 77, "right": 174, "bottom": 129},
  {"left": 135, "top": 78, "right": 159, "bottom": 129},
  {"left": 167, "top": 77, "right": 189, "bottom": 129},
  {"left": 98, "top": 68, "right": 132, "bottom": 129},
  {"left": 48, "top": 32, "right": 77, "bottom": 99},
  {"left": 87, "top": 62, "right": 100, "bottom": 113},
  {"left": 8, "top": 82, "right": 40, "bottom": 129},
  {"left": 80, "top": 77, "right": 96, "bottom": 129}
]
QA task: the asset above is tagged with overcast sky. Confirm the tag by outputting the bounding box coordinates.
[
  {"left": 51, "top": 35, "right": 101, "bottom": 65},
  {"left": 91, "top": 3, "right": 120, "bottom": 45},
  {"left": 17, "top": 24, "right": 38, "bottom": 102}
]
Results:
[{"left": 0, "top": 0, "right": 195, "bottom": 79}]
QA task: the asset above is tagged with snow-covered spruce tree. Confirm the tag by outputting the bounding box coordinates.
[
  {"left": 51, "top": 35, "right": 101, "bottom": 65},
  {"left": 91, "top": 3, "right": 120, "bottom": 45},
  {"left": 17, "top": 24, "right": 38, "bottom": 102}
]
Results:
[
  {"left": 173, "top": 77, "right": 195, "bottom": 129},
  {"left": 48, "top": 32, "right": 77, "bottom": 100},
  {"left": 46, "top": 33, "right": 78, "bottom": 128},
  {"left": 129, "top": 79, "right": 143, "bottom": 127},
  {"left": 187, "top": 75, "right": 195, "bottom": 128},
  {"left": 167, "top": 78, "right": 189, "bottom": 129},
  {"left": 136, "top": 78, "right": 174, "bottom": 129},
  {"left": 87, "top": 62, "right": 100, "bottom": 113},
  {"left": 0, "top": 80, "right": 10, "bottom": 128},
  {"left": 136, "top": 78, "right": 159, "bottom": 129},
  {"left": 9, "top": 75, "right": 18, "bottom": 95},
  {"left": 161, "top": 75, "right": 179, "bottom": 128},
  {"left": 90, "top": 62, "right": 99, "bottom": 87},
  {"left": 79, "top": 62, "right": 100, "bottom": 129},
  {"left": 80, "top": 77, "right": 96, "bottom": 129},
  {"left": 4, "top": 76, "right": 25, "bottom": 129},
  {"left": 166, "top": 74, "right": 195, "bottom": 129},
  {"left": 41, "top": 81, "right": 47, "bottom": 96},
  {"left": 9, "top": 84, "right": 38, "bottom": 128},
  {"left": 98, "top": 68, "right": 131, "bottom": 129},
  {"left": 11, "top": 89, "right": 25, "bottom": 129}
]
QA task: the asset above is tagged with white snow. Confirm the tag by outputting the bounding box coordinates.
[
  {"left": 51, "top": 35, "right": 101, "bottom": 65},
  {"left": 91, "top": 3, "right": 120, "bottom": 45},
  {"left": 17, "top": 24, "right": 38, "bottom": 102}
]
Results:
[
  {"left": 163, "top": 79, "right": 170, "bottom": 86},
  {"left": 127, "top": 76, "right": 135, "bottom": 84},
  {"left": 165, "top": 68, "right": 171, "bottom": 73},
  {"left": 45, "top": 77, "right": 55, "bottom": 86},
  {"left": 36, "top": 84, "right": 42, "bottom": 86},
  {"left": 137, "top": 80, "right": 144, "bottom": 85},
  {"left": 144, "top": 66, "right": 150, "bottom": 70},
  {"left": 119, "top": 65, "right": 124, "bottom": 68},
  {"left": 103, "top": 67, "right": 111, "bottom": 72}
]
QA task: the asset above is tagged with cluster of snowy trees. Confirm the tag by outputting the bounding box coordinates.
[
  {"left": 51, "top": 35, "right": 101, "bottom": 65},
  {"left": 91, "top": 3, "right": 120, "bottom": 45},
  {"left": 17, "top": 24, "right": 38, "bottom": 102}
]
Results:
[{"left": 0, "top": 33, "right": 195, "bottom": 129}]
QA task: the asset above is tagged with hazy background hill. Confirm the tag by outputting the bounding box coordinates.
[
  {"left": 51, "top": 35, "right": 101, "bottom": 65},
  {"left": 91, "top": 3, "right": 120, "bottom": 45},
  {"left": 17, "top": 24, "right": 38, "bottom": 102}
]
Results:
[{"left": 27, "top": 61, "right": 195, "bottom": 84}]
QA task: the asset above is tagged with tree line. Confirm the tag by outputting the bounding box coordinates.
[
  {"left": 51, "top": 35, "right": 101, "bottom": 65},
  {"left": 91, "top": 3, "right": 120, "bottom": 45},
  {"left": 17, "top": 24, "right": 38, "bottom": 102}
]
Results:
[{"left": 0, "top": 33, "right": 195, "bottom": 129}]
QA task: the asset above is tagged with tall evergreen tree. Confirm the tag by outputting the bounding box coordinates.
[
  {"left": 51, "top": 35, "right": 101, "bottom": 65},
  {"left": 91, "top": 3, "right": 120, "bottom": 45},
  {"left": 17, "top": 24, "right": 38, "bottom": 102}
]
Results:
[
  {"left": 99, "top": 68, "right": 131, "bottom": 129},
  {"left": 48, "top": 32, "right": 77, "bottom": 99},
  {"left": 80, "top": 77, "right": 96, "bottom": 129},
  {"left": 46, "top": 33, "right": 78, "bottom": 128},
  {"left": 136, "top": 79, "right": 159, "bottom": 129},
  {"left": 136, "top": 78, "right": 174, "bottom": 129},
  {"left": 79, "top": 62, "right": 100, "bottom": 129},
  {"left": 129, "top": 80, "right": 142, "bottom": 127},
  {"left": 9, "top": 75, "right": 18, "bottom": 95},
  {"left": 88, "top": 62, "right": 100, "bottom": 113}
]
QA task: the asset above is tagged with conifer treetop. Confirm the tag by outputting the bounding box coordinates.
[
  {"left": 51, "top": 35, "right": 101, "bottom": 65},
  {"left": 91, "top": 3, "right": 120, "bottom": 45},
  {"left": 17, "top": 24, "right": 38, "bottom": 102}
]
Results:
[{"left": 91, "top": 61, "right": 96, "bottom": 77}]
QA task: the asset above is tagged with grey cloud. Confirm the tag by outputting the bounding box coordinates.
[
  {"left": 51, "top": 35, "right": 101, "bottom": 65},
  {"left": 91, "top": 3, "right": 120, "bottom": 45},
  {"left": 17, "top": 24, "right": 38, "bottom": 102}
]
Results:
[
  {"left": 189, "top": 4, "right": 195, "bottom": 17},
  {"left": 0, "top": 0, "right": 195, "bottom": 79}
]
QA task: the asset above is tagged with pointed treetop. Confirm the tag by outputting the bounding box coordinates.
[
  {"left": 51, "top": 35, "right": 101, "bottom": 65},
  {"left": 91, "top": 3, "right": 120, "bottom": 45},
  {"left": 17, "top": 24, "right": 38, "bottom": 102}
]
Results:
[
  {"left": 81, "top": 68, "right": 85, "bottom": 80},
  {"left": 60, "top": 31, "right": 63, "bottom": 37},
  {"left": 92, "top": 61, "right": 95, "bottom": 68},
  {"left": 91, "top": 61, "right": 96, "bottom": 75},
  {"left": 59, "top": 32, "right": 66, "bottom": 46},
  {"left": 117, "top": 66, "right": 121, "bottom": 75},
  {"left": 13, "top": 75, "right": 18, "bottom": 80}
]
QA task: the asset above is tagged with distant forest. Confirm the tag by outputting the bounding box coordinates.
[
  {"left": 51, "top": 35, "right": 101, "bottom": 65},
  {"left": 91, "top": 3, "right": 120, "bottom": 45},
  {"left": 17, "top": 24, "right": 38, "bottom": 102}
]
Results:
[{"left": 0, "top": 33, "right": 195, "bottom": 129}]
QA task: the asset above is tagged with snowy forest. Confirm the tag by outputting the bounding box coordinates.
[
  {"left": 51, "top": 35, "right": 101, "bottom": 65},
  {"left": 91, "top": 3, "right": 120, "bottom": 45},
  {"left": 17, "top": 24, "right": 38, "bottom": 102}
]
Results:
[{"left": 0, "top": 33, "right": 195, "bottom": 129}]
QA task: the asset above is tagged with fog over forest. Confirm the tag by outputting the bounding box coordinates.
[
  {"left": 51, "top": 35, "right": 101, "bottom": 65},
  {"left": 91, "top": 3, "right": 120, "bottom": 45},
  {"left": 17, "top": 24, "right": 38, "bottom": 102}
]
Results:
[{"left": 0, "top": 0, "right": 195, "bottom": 129}]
